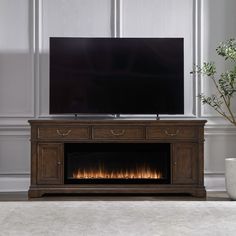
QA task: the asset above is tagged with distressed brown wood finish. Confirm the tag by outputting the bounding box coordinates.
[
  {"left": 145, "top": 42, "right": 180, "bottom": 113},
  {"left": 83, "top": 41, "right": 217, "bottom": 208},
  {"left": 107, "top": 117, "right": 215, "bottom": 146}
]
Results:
[
  {"left": 28, "top": 119, "right": 207, "bottom": 198},
  {"left": 37, "top": 143, "right": 63, "bottom": 185}
]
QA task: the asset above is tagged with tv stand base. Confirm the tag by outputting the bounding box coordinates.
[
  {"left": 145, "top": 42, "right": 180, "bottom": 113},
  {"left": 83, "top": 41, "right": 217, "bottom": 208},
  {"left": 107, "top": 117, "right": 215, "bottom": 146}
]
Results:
[{"left": 28, "top": 186, "right": 206, "bottom": 198}]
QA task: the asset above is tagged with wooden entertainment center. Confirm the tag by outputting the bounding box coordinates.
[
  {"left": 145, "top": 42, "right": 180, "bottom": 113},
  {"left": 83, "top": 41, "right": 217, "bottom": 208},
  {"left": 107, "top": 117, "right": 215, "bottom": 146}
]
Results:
[{"left": 28, "top": 119, "right": 206, "bottom": 198}]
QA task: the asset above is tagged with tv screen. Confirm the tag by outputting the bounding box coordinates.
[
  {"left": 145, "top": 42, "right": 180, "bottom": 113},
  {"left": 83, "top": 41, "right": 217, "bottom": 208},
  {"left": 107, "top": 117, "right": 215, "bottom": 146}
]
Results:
[{"left": 50, "top": 37, "right": 184, "bottom": 115}]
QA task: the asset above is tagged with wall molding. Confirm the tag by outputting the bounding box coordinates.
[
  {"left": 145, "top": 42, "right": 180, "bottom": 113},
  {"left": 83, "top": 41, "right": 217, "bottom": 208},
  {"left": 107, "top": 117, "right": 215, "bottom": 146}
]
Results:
[
  {"left": 0, "top": 130, "right": 30, "bottom": 137},
  {"left": 193, "top": 0, "right": 202, "bottom": 117},
  {"left": 113, "top": 0, "right": 122, "bottom": 37},
  {"left": 200, "top": 113, "right": 236, "bottom": 118},
  {"left": 0, "top": 173, "right": 30, "bottom": 176},
  {"left": 0, "top": 176, "right": 30, "bottom": 192},
  {"left": 0, "top": 125, "right": 29, "bottom": 130},
  {"left": 34, "top": 0, "right": 42, "bottom": 118},
  {"left": 204, "top": 173, "right": 226, "bottom": 192},
  {"left": 0, "top": 123, "right": 30, "bottom": 136},
  {"left": 0, "top": 120, "right": 235, "bottom": 135},
  {"left": 205, "top": 124, "right": 236, "bottom": 136}
]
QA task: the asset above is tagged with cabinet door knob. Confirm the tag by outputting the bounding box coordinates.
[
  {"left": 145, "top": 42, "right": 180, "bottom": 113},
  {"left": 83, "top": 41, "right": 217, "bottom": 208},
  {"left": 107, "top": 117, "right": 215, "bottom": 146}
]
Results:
[{"left": 57, "top": 161, "right": 61, "bottom": 165}]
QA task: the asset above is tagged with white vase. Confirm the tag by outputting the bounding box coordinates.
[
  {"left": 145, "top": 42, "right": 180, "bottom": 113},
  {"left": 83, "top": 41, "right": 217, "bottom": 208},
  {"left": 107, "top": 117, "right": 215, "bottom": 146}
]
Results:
[{"left": 225, "top": 158, "right": 236, "bottom": 200}]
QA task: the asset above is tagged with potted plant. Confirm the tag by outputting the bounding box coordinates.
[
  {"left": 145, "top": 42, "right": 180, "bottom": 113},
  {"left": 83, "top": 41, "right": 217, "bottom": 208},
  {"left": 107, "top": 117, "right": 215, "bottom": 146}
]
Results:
[{"left": 192, "top": 38, "right": 236, "bottom": 200}]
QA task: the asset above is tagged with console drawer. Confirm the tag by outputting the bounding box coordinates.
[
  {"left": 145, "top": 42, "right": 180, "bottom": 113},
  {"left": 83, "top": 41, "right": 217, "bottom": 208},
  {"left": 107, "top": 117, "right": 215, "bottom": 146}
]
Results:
[
  {"left": 38, "top": 126, "right": 90, "bottom": 139},
  {"left": 146, "top": 127, "right": 197, "bottom": 140},
  {"left": 92, "top": 126, "right": 145, "bottom": 140}
]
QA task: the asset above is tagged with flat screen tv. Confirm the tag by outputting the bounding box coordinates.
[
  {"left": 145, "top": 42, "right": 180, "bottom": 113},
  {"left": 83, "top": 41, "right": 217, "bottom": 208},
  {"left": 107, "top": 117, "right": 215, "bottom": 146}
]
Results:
[{"left": 50, "top": 37, "right": 184, "bottom": 115}]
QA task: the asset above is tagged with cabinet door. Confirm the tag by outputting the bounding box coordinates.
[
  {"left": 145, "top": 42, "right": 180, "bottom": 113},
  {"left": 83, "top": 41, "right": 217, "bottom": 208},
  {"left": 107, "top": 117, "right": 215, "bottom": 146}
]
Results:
[
  {"left": 37, "top": 143, "right": 63, "bottom": 184},
  {"left": 172, "top": 143, "right": 198, "bottom": 184}
]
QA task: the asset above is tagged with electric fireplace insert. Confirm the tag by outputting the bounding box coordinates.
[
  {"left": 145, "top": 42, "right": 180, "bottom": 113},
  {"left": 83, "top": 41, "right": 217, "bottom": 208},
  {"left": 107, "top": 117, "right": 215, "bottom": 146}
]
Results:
[{"left": 64, "top": 143, "right": 170, "bottom": 184}]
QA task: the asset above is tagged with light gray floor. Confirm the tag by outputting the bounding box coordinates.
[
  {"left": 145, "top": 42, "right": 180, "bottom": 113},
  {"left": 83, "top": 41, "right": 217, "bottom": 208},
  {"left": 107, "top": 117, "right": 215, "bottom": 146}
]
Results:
[{"left": 0, "top": 200, "right": 235, "bottom": 236}]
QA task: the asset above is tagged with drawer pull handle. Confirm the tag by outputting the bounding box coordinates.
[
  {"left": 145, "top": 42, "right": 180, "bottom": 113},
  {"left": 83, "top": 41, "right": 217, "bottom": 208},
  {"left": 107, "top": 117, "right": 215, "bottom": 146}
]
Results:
[
  {"left": 56, "top": 129, "right": 71, "bottom": 137},
  {"left": 164, "top": 129, "right": 179, "bottom": 137},
  {"left": 110, "top": 129, "right": 125, "bottom": 136}
]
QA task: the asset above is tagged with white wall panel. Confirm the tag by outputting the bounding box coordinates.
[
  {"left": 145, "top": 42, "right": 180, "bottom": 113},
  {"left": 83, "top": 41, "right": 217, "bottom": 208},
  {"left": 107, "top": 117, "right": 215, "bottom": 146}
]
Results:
[
  {"left": 39, "top": 0, "right": 112, "bottom": 116},
  {"left": 202, "top": 0, "right": 236, "bottom": 117},
  {"left": 0, "top": 0, "right": 30, "bottom": 51},
  {"left": 205, "top": 134, "right": 236, "bottom": 174},
  {"left": 0, "top": 0, "right": 34, "bottom": 117},
  {"left": 122, "top": 0, "right": 195, "bottom": 116},
  {"left": 0, "top": 135, "right": 30, "bottom": 174}
]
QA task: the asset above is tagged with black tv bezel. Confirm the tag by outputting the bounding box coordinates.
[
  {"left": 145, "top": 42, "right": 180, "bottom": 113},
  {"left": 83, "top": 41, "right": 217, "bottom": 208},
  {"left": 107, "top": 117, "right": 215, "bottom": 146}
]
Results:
[{"left": 49, "top": 37, "right": 184, "bottom": 116}]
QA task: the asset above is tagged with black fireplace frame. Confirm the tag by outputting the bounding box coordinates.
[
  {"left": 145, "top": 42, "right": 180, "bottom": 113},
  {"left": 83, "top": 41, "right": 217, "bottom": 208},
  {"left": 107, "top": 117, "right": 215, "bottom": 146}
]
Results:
[{"left": 64, "top": 143, "right": 171, "bottom": 185}]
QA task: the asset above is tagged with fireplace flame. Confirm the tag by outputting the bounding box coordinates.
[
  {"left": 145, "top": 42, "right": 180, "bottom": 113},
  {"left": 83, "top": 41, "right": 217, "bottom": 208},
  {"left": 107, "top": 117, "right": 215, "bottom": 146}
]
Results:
[{"left": 72, "top": 164, "right": 163, "bottom": 179}]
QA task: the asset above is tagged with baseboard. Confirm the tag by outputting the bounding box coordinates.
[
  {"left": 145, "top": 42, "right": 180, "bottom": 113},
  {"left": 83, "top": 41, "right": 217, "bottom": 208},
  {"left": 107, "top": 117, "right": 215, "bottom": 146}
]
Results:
[
  {"left": 204, "top": 173, "right": 226, "bottom": 192},
  {"left": 0, "top": 175, "right": 30, "bottom": 192},
  {"left": 0, "top": 174, "right": 226, "bottom": 192}
]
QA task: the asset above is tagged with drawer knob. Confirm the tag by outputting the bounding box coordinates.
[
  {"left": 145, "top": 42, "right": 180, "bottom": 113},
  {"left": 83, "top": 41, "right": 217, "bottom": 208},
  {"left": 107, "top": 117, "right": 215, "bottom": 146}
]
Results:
[
  {"left": 110, "top": 129, "right": 125, "bottom": 136},
  {"left": 164, "top": 129, "right": 179, "bottom": 137},
  {"left": 56, "top": 129, "right": 71, "bottom": 137},
  {"left": 57, "top": 161, "right": 61, "bottom": 165}
]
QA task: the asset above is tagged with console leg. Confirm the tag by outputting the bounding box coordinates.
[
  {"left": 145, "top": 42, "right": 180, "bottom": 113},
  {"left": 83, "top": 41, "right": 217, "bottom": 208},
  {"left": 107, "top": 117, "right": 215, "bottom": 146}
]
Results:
[
  {"left": 192, "top": 189, "right": 206, "bottom": 198},
  {"left": 28, "top": 190, "right": 44, "bottom": 199}
]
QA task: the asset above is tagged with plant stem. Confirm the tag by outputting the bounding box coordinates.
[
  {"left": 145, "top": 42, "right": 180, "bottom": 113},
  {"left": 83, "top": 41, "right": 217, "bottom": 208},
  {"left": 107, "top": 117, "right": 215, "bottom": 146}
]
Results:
[
  {"left": 210, "top": 76, "right": 236, "bottom": 125},
  {"left": 226, "top": 98, "right": 236, "bottom": 124}
]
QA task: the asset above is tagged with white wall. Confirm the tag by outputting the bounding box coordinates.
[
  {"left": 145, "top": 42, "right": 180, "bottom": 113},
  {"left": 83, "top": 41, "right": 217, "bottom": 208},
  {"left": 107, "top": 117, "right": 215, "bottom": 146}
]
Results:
[
  {"left": 202, "top": 0, "right": 236, "bottom": 190},
  {"left": 0, "top": 0, "right": 236, "bottom": 192}
]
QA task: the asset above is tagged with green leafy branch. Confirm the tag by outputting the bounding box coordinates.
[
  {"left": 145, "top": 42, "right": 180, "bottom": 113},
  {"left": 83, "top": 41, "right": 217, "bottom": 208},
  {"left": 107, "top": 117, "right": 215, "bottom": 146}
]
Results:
[{"left": 191, "top": 39, "right": 236, "bottom": 126}]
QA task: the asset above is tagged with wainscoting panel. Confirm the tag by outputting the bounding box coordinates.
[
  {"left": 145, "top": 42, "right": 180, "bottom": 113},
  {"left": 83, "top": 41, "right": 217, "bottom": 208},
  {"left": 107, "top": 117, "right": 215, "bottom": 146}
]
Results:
[
  {"left": 122, "top": 0, "right": 195, "bottom": 117},
  {"left": 205, "top": 130, "right": 236, "bottom": 174},
  {"left": 39, "top": 0, "right": 112, "bottom": 117},
  {"left": 201, "top": 0, "right": 236, "bottom": 118},
  {"left": 0, "top": 0, "right": 34, "bottom": 118},
  {"left": 0, "top": 134, "right": 30, "bottom": 175}
]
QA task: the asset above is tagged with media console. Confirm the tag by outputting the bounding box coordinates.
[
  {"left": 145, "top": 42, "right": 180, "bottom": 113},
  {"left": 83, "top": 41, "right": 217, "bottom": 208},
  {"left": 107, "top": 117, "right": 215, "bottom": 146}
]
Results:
[{"left": 28, "top": 119, "right": 207, "bottom": 198}]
